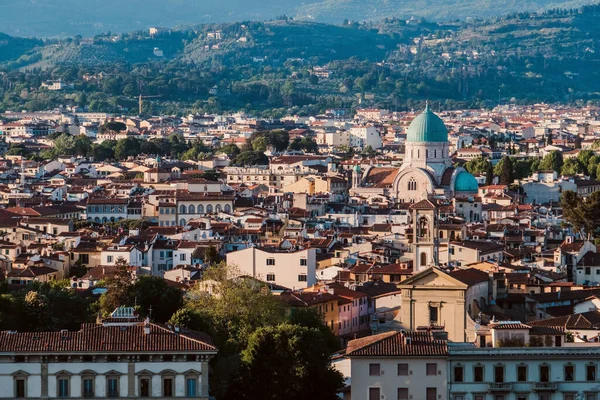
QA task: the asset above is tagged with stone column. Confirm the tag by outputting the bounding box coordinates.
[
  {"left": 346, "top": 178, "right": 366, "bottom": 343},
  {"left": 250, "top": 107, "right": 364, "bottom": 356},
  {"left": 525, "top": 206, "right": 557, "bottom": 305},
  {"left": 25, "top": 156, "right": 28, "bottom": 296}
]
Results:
[
  {"left": 128, "top": 361, "right": 136, "bottom": 397},
  {"left": 200, "top": 360, "right": 210, "bottom": 398},
  {"left": 41, "top": 361, "right": 49, "bottom": 399}
]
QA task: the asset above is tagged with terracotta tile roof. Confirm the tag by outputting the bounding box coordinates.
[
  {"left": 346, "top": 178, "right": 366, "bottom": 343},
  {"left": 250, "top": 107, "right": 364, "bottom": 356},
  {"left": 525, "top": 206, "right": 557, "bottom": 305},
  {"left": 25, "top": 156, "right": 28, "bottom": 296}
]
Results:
[
  {"left": 560, "top": 240, "right": 586, "bottom": 253},
  {"left": 489, "top": 322, "right": 531, "bottom": 330},
  {"left": 0, "top": 323, "right": 216, "bottom": 353},
  {"left": 410, "top": 199, "right": 437, "bottom": 210},
  {"left": 279, "top": 291, "right": 338, "bottom": 307},
  {"left": 363, "top": 167, "right": 397, "bottom": 189},
  {"left": 346, "top": 331, "right": 448, "bottom": 357},
  {"left": 450, "top": 268, "right": 489, "bottom": 286},
  {"left": 529, "top": 311, "right": 600, "bottom": 330}
]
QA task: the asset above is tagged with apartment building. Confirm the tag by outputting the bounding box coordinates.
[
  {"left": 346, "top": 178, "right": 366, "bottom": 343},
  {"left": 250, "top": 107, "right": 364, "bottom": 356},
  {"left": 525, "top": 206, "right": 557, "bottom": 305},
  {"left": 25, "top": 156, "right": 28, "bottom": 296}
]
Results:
[{"left": 226, "top": 247, "right": 317, "bottom": 290}]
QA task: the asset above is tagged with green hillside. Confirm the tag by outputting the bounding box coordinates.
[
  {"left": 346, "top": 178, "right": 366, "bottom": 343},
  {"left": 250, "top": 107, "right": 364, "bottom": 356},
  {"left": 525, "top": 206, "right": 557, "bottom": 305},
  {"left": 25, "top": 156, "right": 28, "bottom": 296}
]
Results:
[{"left": 0, "top": 6, "right": 600, "bottom": 116}]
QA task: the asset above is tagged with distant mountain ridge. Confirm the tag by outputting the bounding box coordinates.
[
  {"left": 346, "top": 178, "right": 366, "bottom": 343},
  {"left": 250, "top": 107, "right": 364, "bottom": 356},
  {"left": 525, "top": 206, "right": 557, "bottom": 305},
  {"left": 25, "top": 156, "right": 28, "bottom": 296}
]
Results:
[{"left": 0, "top": 0, "right": 597, "bottom": 37}]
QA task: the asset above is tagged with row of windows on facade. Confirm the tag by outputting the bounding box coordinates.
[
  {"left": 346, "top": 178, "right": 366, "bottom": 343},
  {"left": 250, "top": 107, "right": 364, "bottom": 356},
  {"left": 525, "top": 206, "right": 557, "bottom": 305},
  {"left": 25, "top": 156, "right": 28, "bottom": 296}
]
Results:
[
  {"left": 371, "top": 388, "right": 598, "bottom": 400},
  {"left": 87, "top": 206, "right": 126, "bottom": 214},
  {"left": 265, "top": 273, "right": 307, "bottom": 282},
  {"left": 265, "top": 258, "right": 307, "bottom": 266},
  {"left": 162, "top": 204, "right": 231, "bottom": 214},
  {"left": 410, "top": 149, "right": 447, "bottom": 159},
  {"left": 368, "top": 363, "right": 599, "bottom": 382},
  {"left": 369, "top": 387, "right": 438, "bottom": 400},
  {"left": 230, "top": 175, "right": 285, "bottom": 180},
  {"left": 14, "top": 375, "right": 199, "bottom": 398}
]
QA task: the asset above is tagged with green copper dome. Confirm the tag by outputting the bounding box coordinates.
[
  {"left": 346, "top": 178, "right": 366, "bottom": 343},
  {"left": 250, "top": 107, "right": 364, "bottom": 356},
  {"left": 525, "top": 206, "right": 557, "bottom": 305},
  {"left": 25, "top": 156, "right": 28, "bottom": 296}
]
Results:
[
  {"left": 407, "top": 104, "right": 448, "bottom": 143},
  {"left": 455, "top": 171, "right": 479, "bottom": 192},
  {"left": 353, "top": 164, "right": 361, "bottom": 172}
]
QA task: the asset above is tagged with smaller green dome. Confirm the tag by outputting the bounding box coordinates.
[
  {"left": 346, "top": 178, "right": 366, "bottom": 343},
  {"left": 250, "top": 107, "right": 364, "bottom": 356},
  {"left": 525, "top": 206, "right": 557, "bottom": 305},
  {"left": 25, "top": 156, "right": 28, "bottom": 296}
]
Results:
[
  {"left": 455, "top": 171, "right": 479, "bottom": 192},
  {"left": 353, "top": 164, "right": 361, "bottom": 172},
  {"left": 407, "top": 103, "right": 448, "bottom": 143}
]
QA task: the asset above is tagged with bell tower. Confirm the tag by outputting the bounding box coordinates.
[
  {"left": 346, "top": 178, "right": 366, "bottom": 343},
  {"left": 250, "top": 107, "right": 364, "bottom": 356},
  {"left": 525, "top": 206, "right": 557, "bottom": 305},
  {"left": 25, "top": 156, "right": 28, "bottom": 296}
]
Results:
[
  {"left": 410, "top": 199, "right": 439, "bottom": 272},
  {"left": 352, "top": 164, "right": 362, "bottom": 188}
]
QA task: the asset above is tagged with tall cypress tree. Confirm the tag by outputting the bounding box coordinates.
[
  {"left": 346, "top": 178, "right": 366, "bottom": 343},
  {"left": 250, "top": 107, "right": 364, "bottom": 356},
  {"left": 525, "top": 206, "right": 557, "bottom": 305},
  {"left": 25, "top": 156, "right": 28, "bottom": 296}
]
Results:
[
  {"left": 500, "top": 156, "right": 514, "bottom": 185},
  {"left": 485, "top": 161, "right": 494, "bottom": 186}
]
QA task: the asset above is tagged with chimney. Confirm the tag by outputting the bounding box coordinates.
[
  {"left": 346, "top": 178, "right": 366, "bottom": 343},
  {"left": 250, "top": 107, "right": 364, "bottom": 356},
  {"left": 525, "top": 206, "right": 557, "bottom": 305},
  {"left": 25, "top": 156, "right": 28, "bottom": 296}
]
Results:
[{"left": 143, "top": 317, "right": 150, "bottom": 335}]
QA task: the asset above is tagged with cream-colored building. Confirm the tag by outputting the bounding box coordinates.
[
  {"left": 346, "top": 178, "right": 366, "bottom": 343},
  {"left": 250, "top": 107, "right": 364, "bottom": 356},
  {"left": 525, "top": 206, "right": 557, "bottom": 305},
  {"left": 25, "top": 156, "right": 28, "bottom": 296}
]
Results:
[
  {"left": 282, "top": 175, "right": 347, "bottom": 195},
  {"left": 398, "top": 267, "right": 477, "bottom": 342},
  {"left": 345, "top": 330, "right": 448, "bottom": 400}
]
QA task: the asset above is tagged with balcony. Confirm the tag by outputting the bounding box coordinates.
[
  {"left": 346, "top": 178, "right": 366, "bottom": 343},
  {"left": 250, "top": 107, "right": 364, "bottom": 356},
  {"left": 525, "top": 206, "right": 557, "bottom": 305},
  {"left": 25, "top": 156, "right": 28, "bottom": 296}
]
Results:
[
  {"left": 533, "top": 382, "right": 558, "bottom": 391},
  {"left": 488, "top": 383, "right": 512, "bottom": 392}
]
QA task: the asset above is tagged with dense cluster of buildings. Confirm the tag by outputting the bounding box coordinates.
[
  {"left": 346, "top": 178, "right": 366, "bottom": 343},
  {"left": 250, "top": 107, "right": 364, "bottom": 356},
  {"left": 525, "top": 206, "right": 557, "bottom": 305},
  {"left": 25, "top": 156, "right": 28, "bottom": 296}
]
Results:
[{"left": 2, "top": 103, "right": 600, "bottom": 398}]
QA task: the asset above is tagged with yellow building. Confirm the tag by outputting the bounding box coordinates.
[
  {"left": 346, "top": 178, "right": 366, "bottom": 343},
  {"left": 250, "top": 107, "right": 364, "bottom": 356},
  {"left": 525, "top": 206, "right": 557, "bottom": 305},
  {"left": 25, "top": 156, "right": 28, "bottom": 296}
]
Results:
[
  {"left": 398, "top": 267, "right": 477, "bottom": 342},
  {"left": 279, "top": 289, "right": 340, "bottom": 335}
]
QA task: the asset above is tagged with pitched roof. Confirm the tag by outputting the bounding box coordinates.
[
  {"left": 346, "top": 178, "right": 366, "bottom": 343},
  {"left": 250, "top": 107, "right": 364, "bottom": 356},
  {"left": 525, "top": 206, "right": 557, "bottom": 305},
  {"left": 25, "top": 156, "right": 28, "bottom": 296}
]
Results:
[
  {"left": 409, "top": 199, "right": 437, "bottom": 210},
  {"left": 529, "top": 311, "right": 600, "bottom": 330},
  {"left": 0, "top": 323, "right": 217, "bottom": 353},
  {"left": 450, "top": 268, "right": 489, "bottom": 286},
  {"left": 346, "top": 331, "right": 448, "bottom": 357}
]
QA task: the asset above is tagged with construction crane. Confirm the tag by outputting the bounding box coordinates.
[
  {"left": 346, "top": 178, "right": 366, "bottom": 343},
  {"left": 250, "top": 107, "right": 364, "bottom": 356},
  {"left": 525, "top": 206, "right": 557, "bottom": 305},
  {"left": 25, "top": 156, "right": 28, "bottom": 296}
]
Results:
[{"left": 138, "top": 94, "right": 162, "bottom": 115}]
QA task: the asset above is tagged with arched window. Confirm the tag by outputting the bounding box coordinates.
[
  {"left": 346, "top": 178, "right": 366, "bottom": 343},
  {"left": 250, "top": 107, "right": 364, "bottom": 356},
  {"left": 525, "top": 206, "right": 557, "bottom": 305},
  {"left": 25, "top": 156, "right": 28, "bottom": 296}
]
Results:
[
  {"left": 102, "top": 217, "right": 108, "bottom": 223},
  {"left": 188, "top": 205, "right": 195, "bottom": 214},
  {"left": 420, "top": 252, "right": 427, "bottom": 267},
  {"left": 407, "top": 178, "right": 417, "bottom": 191},
  {"left": 224, "top": 204, "right": 231, "bottom": 213},
  {"left": 215, "top": 204, "right": 222, "bottom": 213},
  {"left": 180, "top": 205, "right": 187, "bottom": 214},
  {"left": 426, "top": 149, "right": 429, "bottom": 158},
  {"left": 434, "top": 149, "right": 437, "bottom": 158},
  {"left": 450, "top": 231, "right": 456, "bottom": 240},
  {"left": 179, "top": 218, "right": 187, "bottom": 226},
  {"left": 439, "top": 231, "right": 444, "bottom": 239},
  {"left": 197, "top": 204, "right": 204, "bottom": 214},
  {"left": 206, "top": 204, "right": 213, "bottom": 213}
]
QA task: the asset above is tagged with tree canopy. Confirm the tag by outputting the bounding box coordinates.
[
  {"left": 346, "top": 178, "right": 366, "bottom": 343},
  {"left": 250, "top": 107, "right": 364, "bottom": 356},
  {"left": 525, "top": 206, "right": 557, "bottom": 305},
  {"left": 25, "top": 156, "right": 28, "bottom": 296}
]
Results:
[{"left": 226, "top": 323, "right": 344, "bottom": 400}]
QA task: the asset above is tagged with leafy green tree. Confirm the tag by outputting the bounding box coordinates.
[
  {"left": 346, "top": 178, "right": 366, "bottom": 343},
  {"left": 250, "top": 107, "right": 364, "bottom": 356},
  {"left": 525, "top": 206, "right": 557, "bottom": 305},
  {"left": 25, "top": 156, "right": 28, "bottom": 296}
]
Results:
[
  {"left": 288, "top": 308, "right": 340, "bottom": 353},
  {"left": 0, "top": 281, "right": 91, "bottom": 332},
  {"left": 226, "top": 323, "right": 344, "bottom": 400},
  {"left": 170, "top": 264, "right": 287, "bottom": 397},
  {"left": 231, "top": 151, "right": 269, "bottom": 166},
  {"left": 561, "top": 158, "right": 583, "bottom": 176},
  {"left": 203, "top": 246, "right": 222, "bottom": 265},
  {"left": 218, "top": 144, "right": 241, "bottom": 158},
  {"left": 539, "top": 151, "right": 564, "bottom": 173},
  {"left": 100, "top": 121, "right": 127, "bottom": 133},
  {"left": 588, "top": 155, "right": 600, "bottom": 178},
  {"left": 130, "top": 277, "right": 183, "bottom": 323},
  {"left": 251, "top": 136, "right": 268, "bottom": 152},
  {"left": 114, "top": 137, "right": 141, "bottom": 160},
  {"left": 289, "top": 137, "right": 318, "bottom": 153},
  {"left": 53, "top": 133, "right": 76, "bottom": 156},
  {"left": 465, "top": 156, "right": 490, "bottom": 175},
  {"left": 577, "top": 150, "right": 595, "bottom": 173},
  {"left": 91, "top": 141, "right": 115, "bottom": 161},
  {"left": 72, "top": 135, "right": 93, "bottom": 156},
  {"left": 98, "top": 258, "right": 134, "bottom": 316},
  {"left": 69, "top": 259, "right": 88, "bottom": 278},
  {"left": 561, "top": 190, "right": 600, "bottom": 237}
]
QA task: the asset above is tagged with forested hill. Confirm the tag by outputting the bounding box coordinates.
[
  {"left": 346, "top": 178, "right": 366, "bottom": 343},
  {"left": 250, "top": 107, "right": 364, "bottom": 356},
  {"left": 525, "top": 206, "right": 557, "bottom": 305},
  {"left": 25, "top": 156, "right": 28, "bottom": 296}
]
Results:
[
  {"left": 1, "top": 5, "right": 600, "bottom": 116},
  {"left": 0, "top": 0, "right": 598, "bottom": 37}
]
